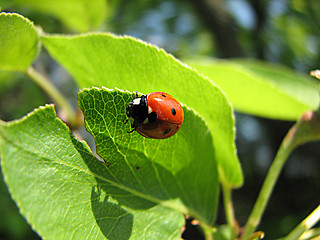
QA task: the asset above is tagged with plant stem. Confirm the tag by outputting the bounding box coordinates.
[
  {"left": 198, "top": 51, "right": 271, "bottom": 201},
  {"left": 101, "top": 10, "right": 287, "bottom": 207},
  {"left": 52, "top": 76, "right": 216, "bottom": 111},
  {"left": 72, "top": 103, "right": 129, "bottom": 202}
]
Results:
[
  {"left": 242, "top": 109, "right": 320, "bottom": 239},
  {"left": 202, "top": 224, "right": 214, "bottom": 240},
  {"left": 283, "top": 204, "right": 320, "bottom": 240},
  {"left": 26, "top": 66, "right": 76, "bottom": 126},
  {"left": 222, "top": 183, "right": 236, "bottom": 238},
  {"left": 241, "top": 133, "right": 295, "bottom": 239}
]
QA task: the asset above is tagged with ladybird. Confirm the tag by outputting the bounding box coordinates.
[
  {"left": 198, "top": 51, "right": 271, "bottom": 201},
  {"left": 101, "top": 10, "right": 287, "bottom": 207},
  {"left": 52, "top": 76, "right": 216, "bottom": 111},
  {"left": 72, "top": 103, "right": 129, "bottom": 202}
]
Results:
[{"left": 126, "top": 92, "right": 184, "bottom": 139}]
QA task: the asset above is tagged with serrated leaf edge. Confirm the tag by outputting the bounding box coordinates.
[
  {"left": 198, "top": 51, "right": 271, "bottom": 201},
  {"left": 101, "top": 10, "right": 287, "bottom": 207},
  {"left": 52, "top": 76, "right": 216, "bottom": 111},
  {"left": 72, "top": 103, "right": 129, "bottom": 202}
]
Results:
[
  {"left": 41, "top": 33, "right": 243, "bottom": 187},
  {"left": 0, "top": 12, "right": 41, "bottom": 72}
]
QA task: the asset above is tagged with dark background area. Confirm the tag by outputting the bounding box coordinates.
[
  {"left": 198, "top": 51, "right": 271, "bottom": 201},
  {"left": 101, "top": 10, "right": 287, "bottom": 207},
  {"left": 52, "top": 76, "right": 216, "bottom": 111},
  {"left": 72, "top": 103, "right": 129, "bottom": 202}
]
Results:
[{"left": 1, "top": 0, "right": 320, "bottom": 239}]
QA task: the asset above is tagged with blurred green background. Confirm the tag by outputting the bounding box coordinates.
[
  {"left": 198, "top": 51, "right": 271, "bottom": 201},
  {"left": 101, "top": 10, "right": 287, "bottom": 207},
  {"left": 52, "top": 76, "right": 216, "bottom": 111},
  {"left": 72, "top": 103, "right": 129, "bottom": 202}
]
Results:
[{"left": 1, "top": 0, "right": 320, "bottom": 239}]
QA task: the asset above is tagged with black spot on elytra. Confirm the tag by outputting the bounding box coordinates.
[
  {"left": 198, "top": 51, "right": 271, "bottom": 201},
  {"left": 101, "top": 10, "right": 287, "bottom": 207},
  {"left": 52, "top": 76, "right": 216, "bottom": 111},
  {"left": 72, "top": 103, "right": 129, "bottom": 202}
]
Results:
[
  {"left": 171, "top": 108, "right": 176, "bottom": 116},
  {"left": 161, "top": 94, "right": 166, "bottom": 97},
  {"left": 163, "top": 129, "right": 171, "bottom": 135}
]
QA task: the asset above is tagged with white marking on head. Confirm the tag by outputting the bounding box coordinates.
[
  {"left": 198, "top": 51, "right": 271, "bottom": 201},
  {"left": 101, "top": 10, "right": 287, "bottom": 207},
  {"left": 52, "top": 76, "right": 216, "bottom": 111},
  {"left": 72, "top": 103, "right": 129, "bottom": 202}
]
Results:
[
  {"left": 148, "top": 106, "right": 153, "bottom": 114},
  {"left": 133, "top": 98, "right": 141, "bottom": 105}
]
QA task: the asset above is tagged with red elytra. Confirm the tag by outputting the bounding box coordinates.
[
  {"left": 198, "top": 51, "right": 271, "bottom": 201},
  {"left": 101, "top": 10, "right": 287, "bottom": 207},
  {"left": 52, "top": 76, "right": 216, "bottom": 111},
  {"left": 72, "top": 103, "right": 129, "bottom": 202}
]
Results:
[{"left": 126, "top": 92, "right": 184, "bottom": 139}]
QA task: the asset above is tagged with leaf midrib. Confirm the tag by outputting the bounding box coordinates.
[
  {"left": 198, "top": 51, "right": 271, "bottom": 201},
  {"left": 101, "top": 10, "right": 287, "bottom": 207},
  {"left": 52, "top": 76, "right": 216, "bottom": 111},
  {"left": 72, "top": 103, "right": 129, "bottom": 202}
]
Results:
[{"left": 0, "top": 130, "right": 189, "bottom": 218}]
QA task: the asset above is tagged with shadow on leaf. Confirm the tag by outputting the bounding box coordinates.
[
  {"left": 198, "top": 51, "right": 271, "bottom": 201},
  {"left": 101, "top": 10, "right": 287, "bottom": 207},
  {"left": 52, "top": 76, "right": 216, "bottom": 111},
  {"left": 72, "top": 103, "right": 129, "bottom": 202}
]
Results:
[{"left": 91, "top": 186, "right": 133, "bottom": 240}]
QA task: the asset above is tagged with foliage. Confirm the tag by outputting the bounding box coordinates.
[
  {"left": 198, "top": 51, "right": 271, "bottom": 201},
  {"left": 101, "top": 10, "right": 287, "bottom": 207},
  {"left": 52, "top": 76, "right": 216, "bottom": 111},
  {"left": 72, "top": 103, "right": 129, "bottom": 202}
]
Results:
[
  {"left": 14, "top": 0, "right": 107, "bottom": 32},
  {"left": 0, "top": 12, "right": 40, "bottom": 72},
  {"left": 40, "top": 33, "right": 242, "bottom": 187},
  {"left": 0, "top": 3, "right": 320, "bottom": 240},
  {"left": 186, "top": 57, "right": 319, "bottom": 120}
]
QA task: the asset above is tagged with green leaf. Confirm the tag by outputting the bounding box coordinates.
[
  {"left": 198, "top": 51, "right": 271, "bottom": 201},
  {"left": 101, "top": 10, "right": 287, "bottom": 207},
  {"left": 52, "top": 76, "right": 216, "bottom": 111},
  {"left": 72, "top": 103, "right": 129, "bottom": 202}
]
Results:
[
  {"left": 0, "top": 0, "right": 12, "bottom": 9},
  {"left": 14, "top": 0, "right": 107, "bottom": 32},
  {"left": 78, "top": 87, "right": 219, "bottom": 225},
  {"left": 0, "top": 105, "right": 185, "bottom": 239},
  {"left": 299, "top": 228, "right": 320, "bottom": 240},
  {"left": 212, "top": 225, "right": 232, "bottom": 240},
  {"left": 0, "top": 12, "right": 40, "bottom": 72},
  {"left": 186, "top": 58, "right": 319, "bottom": 120},
  {"left": 41, "top": 33, "right": 243, "bottom": 188}
]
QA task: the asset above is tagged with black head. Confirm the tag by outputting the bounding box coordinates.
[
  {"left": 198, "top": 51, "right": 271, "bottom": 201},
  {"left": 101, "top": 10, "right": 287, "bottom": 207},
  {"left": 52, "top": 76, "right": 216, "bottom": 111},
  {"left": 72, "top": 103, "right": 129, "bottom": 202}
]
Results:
[{"left": 126, "top": 95, "right": 148, "bottom": 130}]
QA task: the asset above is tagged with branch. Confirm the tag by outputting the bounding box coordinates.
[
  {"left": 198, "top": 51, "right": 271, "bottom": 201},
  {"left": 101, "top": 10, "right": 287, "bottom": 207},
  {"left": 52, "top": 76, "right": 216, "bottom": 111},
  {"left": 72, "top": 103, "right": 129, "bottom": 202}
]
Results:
[{"left": 188, "top": 0, "right": 245, "bottom": 58}]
